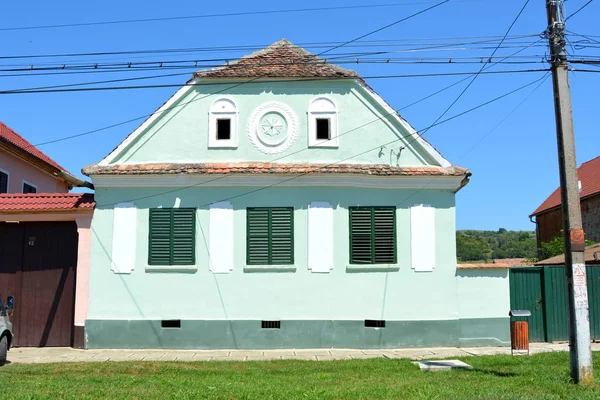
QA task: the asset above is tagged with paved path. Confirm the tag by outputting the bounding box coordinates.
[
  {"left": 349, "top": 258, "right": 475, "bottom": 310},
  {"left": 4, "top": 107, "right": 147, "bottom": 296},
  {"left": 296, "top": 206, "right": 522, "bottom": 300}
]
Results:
[{"left": 8, "top": 342, "right": 599, "bottom": 364}]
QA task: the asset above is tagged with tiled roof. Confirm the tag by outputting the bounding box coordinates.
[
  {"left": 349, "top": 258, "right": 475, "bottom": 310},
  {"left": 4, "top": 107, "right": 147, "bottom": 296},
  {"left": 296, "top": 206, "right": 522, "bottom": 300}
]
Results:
[
  {"left": 0, "top": 193, "right": 95, "bottom": 212},
  {"left": 457, "top": 263, "right": 512, "bottom": 269},
  {"left": 536, "top": 243, "right": 600, "bottom": 265},
  {"left": 83, "top": 162, "right": 469, "bottom": 177},
  {"left": 0, "top": 120, "right": 92, "bottom": 188},
  {"left": 531, "top": 155, "right": 600, "bottom": 216},
  {"left": 194, "top": 39, "right": 359, "bottom": 79},
  {"left": 0, "top": 121, "right": 64, "bottom": 170}
]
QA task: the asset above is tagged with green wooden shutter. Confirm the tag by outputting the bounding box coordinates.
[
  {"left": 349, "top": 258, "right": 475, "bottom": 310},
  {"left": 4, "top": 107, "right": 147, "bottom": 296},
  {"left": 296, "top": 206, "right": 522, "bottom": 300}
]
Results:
[
  {"left": 350, "top": 207, "right": 396, "bottom": 264},
  {"left": 171, "top": 209, "right": 196, "bottom": 265},
  {"left": 373, "top": 207, "right": 396, "bottom": 263},
  {"left": 247, "top": 208, "right": 270, "bottom": 265},
  {"left": 270, "top": 207, "right": 294, "bottom": 264},
  {"left": 247, "top": 207, "right": 294, "bottom": 265},
  {"left": 148, "top": 208, "right": 195, "bottom": 265},
  {"left": 149, "top": 209, "right": 172, "bottom": 265},
  {"left": 350, "top": 208, "right": 373, "bottom": 264}
]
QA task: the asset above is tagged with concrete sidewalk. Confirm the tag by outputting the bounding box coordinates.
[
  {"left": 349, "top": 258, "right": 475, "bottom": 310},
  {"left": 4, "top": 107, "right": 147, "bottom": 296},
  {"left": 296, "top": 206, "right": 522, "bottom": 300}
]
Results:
[{"left": 8, "top": 342, "right": 595, "bottom": 364}]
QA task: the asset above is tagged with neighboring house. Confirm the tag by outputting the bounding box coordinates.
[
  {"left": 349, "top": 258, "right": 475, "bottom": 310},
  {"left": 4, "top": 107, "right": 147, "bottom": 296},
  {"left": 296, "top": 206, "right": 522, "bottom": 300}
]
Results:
[
  {"left": 530, "top": 155, "right": 600, "bottom": 248},
  {"left": 82, "top": 39, "right": 509, "bottom": 350},
  {"left": 0, "top": 121, "right": 94, "bottom": 348},
  {"left": 0, "top": 121, "right": 89, "bottom": 193}
]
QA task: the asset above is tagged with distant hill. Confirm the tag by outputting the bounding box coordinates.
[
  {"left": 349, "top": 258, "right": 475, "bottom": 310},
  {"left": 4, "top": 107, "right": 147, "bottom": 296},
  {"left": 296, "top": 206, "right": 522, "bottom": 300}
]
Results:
[{"left": 456, "top": 229, "right": 536, "bottom": 262}]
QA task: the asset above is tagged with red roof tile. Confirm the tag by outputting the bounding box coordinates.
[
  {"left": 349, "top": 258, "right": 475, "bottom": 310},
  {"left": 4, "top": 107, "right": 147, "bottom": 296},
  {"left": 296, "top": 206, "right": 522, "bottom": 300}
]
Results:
[
  {"left": 193, "top": 39, "right": 358, "bottom": 79},
  {"left": 82, "top": 162, "right": 469, "bottom": 177},
  {"left": 0, "top": 121, "right": 64, "bottom": 170},
  {"left": 0, "top": 193, "right": 95, "bottom": 212},
  {"left": 531, "top": 156, "right": 600, "bottom": 216}
]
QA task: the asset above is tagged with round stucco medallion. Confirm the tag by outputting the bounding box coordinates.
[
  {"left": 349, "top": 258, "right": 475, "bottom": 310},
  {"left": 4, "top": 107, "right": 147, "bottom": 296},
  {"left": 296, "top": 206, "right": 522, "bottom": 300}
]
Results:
[{"left": 247, "top": 102, "right": 298, "bottom": 154}]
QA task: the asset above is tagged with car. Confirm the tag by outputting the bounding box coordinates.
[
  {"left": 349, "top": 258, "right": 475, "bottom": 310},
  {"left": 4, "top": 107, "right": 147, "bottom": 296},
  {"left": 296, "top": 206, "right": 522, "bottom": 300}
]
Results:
[{"left": 0, "top": 295, "right": 14, "bottom": 366}]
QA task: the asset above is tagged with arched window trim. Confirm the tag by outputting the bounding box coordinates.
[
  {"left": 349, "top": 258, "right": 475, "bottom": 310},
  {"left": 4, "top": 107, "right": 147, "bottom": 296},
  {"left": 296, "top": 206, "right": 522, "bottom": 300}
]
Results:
[
  {"left": 308, "top": 96, "right": 339, "bottom": 148},
  {"left": 208, "top": 97, "right": 238, "bottom": 148}
]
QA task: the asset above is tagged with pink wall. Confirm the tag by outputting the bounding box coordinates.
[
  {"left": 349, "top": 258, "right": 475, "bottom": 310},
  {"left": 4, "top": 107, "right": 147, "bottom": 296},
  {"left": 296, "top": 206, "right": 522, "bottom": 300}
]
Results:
[{"left": 0, "top": 150, "right": 69, "bottom": 193}]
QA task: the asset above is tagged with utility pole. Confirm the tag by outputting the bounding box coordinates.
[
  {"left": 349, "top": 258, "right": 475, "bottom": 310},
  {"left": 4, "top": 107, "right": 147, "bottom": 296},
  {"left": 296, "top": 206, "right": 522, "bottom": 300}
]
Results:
[{"left": 546, "top": 0, "right": 593, "bottom": 384}]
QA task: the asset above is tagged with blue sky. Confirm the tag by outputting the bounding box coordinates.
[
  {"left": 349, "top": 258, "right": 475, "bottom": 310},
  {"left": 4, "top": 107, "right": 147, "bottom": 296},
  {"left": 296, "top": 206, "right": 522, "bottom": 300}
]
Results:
[{"left": 1, "top": 0, "right": 597, "bottom": 231}]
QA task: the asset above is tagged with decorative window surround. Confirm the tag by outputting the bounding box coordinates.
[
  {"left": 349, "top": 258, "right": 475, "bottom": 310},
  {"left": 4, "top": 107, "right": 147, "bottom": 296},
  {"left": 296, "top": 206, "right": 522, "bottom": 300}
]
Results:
[
  {"left": 308, "top": 97, "right": 338, "bottom": 148},
  {"left": 209, "top": 201, "right": 234, "bottom": 273},
  {"left": 308, "top": 202, "right": 334, "bottom": 273},
  {"left": 111, "top": 203, "right": 137, "bottom": 274},
  {"left": 208, "top": 98, "right": 238, "bottom": 148},
  {"left": 346, "top": 264, "right": 400, "bottom": 272},
  {"left": 411, "top": 204, "right": 435, "bottom": 272}
]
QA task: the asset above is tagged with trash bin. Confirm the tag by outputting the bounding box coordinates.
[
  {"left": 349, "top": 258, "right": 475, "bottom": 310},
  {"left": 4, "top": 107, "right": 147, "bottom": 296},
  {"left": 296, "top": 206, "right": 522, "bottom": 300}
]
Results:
[{"left": 509, "top": 310, "right": 531, "bottom": 355}]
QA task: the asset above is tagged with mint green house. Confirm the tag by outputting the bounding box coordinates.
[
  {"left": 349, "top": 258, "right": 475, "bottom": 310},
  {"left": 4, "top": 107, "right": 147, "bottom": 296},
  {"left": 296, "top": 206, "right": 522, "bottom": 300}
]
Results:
[{"left": 82, "top": 40, "right": 510, "bottom": 349}]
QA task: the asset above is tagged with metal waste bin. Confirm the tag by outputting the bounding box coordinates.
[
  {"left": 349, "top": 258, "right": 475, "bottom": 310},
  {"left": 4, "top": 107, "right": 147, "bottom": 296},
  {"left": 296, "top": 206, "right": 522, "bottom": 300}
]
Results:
[{"left": 509, "top": 310, "right": 531, "bottom": 355}]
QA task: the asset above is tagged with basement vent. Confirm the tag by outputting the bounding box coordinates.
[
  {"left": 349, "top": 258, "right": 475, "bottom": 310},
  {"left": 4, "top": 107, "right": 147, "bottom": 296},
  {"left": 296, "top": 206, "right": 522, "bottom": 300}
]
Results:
[
  {"left": 364, "top": 320, "right": 386, "bottom": 328},
  {"left": 161, "top": 320, "right": 181, "bottom": 329},
  {"left": 261, "top": 320, "right": 281, "bottom": 329}
]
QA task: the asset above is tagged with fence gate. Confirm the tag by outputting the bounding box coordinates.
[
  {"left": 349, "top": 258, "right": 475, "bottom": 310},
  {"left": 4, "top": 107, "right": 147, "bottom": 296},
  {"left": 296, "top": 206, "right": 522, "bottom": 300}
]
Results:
[
  {"left": 509, "top": 268, "right": 546, "bottom": 342},
  {"left": 510, "top": 266, "right": 600, "bottom": 343}
]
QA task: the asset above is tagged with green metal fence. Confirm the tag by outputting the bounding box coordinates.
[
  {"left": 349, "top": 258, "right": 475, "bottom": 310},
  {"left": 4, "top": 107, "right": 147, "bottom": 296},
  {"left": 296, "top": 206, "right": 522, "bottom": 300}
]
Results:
[{"left": 510, "top": 265, "right": 600, "bottom": 342}]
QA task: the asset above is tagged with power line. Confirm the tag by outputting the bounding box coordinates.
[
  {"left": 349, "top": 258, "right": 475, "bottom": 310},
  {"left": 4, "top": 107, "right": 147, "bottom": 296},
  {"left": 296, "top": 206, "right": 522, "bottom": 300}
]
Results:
[
  {"left": 319, "top": 0, "right": 451, "bottom": 56},
  {"left": 419, "top": 0, "right": 531, "bottom": 135},
  {"left": 0, "top": 0, "right": 478, "bottom": 32},
  {"left": 2, "top": 60, "right": 552, "bottom": 95},
  {"left": 0, "top": 69, "right": 548, "bottom": 95},
  {"left": 94, "top": 73, "right": 548, "bottom": 208},
  {"left": 0, "top": 54, "right": 549, "bottom": 74},
  {"left": 0, "top": 34, "right": 542, "bottom": 61},
  {"left": 565, "top": 0, "right": 594, "bottom": 21},
  {"left": 389, "top": 71, "right": 551, "bottom": 209},
  {"left": 24, "top": 0, "right": 463, "bottom": 146}
]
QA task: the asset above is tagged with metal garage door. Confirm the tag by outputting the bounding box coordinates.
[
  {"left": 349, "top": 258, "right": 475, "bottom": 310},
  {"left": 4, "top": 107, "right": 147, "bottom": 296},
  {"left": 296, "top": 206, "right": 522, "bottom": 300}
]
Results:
[{"left": 0, "top": 222, "right": 77, "bottom": 347}]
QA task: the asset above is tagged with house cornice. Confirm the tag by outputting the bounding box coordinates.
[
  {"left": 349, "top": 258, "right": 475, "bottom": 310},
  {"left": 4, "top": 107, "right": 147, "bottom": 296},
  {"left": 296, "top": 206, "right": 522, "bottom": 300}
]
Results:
[{"left": 89, "top": 173, "right": 467, "bottom": 191}]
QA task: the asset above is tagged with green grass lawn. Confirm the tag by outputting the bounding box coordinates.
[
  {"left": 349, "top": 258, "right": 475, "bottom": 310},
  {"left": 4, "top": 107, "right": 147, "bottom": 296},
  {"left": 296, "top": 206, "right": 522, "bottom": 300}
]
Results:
[{"left": 2, "top": 352, "right": 600, "bottom": 399}]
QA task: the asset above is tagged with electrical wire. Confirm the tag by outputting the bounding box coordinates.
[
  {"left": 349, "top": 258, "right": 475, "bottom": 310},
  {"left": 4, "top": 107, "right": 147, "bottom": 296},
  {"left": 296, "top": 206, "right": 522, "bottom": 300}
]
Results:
[
  {"left": 318, "top": 0, "right": 451, "bottom": 56},
  {"left": 418, "top": 0, "right": 531, "bottom": 136},
  {"left": 0, "top": 69, "right": 549, "bottom": 95},
  {"left": 565, "top": 0, "right": 595, "bottom": 21},
  {"left": 0, "top": 34, "right": 542, "bottom": 61},
  {"left": 0, "top": 0, "right": 480, "bottom": 32}
]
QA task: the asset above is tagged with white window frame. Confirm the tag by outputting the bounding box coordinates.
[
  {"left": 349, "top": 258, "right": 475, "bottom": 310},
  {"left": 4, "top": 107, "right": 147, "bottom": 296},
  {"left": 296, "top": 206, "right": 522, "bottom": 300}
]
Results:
[
  {"left": 308, "top": 96, "right": 338, "bottom": 148},
  {"left": 208, "top": 97, "right": 238, "bottom": 148},
  {"left": 0, "top": 168, "right": 9, "bottom": 193},
  {"left": 22, "top": 180, "right": 37, "bottom": 194}
]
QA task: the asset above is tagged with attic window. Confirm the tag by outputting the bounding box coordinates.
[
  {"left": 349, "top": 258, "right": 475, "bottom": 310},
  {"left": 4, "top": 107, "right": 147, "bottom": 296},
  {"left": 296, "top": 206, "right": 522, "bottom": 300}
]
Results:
[
  {"left": 308, "top": 97, "right": 338, "bottom": 147},
  {"left": 316, "top": 118, "right": 330, "bottom": 140},
  {"left": 216, "top": 119, "right": 231, "bottom": 140},
  {"left": 209, "top": 98, "right": 238, "bottom": 148},
  {"left": 23, "top": 182, "right": 37, "bottom": 194}
]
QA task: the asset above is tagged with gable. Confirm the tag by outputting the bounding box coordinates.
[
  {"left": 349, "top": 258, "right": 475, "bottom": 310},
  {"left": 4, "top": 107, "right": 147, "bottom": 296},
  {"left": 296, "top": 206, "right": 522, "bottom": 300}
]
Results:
[{"left": 97, "top": 78, "right": 450, "bottom": 169}]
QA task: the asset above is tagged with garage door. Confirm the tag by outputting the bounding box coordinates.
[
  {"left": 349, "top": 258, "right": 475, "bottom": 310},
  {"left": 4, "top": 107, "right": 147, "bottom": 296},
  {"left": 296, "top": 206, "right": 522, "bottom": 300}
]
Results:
[{"left": 0, "top": 222, "right": 77, "bottom": 347}]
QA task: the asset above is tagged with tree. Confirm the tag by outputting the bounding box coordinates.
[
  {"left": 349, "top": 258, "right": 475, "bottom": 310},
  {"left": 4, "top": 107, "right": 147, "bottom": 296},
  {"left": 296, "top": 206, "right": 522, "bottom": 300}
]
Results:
[
  {"left": 456, "top": 233, "right": 492, "bottom": 261},
  {"left": 539, "top": 236, "right": 595, "bottom": 259}
]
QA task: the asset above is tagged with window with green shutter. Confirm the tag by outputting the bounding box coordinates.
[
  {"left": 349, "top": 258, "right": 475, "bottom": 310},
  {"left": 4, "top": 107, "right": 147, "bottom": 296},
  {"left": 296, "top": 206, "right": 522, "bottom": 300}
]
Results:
[
  {"left": 349, "top": 207, "right": 396, "bottom": 264},
  {"left": 247, "top": 207, "right": 294, "bottom": 265},
  {"left": 148, "top": 208, "right": 196, "bottom": 265}
]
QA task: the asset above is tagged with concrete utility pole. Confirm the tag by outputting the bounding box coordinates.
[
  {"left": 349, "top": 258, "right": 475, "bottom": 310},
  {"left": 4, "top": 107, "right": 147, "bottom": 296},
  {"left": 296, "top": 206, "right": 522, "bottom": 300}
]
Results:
[{"left": 545, "top": 0, "right": 593, "bottom": 384}]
